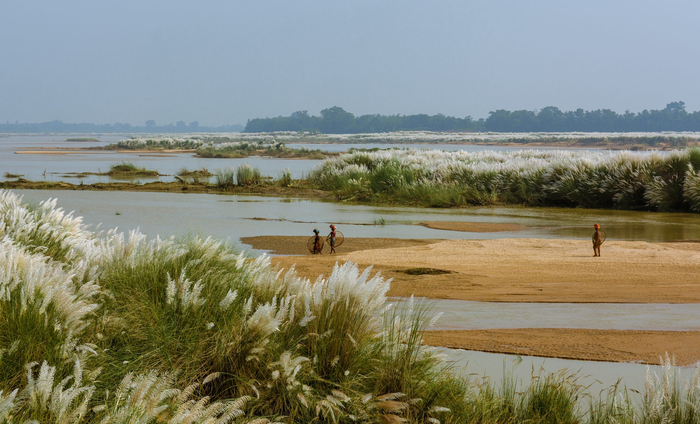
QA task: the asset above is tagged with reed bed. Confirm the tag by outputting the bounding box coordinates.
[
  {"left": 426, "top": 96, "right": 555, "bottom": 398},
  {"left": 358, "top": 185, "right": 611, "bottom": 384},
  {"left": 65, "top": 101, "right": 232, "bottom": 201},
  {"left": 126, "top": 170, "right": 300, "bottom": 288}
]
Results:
[
  {"left": 3, "top": 190, "right": 700, "bottom": 423},
  {"left": 311, "top": 148, "right": 700, "bottom": 211}
]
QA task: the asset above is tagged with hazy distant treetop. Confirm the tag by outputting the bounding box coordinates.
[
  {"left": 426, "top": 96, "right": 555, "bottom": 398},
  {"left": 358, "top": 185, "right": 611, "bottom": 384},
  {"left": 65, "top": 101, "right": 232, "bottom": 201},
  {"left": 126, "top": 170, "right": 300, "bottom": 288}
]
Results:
[{"left": 243, "top": 102, "right": 700, "bottom": 133}]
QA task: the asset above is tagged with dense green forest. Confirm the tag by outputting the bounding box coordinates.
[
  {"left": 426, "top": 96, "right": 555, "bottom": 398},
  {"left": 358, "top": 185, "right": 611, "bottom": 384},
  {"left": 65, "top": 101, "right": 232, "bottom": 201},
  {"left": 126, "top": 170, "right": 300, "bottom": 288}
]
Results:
[{"left": 245, "top": 102, "right": 700, "bottom": 133}]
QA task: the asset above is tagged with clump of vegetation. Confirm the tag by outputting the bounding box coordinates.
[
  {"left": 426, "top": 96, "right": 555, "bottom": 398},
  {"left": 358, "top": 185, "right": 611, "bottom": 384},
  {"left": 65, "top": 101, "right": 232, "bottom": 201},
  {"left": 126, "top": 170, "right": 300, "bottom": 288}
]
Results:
[
  {"left": 66, "top": 137, "right": 99, "bottom": 142},
  {"left": 98, "top": 137, "right": 331, "bottom": 159},
  {"left": 3, "top": 172, "right": 23, "bottom": 179},
  {"left": 105, "top": 137, "right": 204, "bottom": 150},
  {"left": 312, "top": 148, "right": 700, "bottom": 212},
  {"left": 106, "top": 161, "right": 159, "bottom": 177},
  {"left": 236, "top": 163, "right": 262, "bottom": 186},
  {"left": 176, "top": 167, "right": 212, "bottom": 184},
  {"left": 277, "top": 168, "right": 293, "bottom": 187},
  {"left": 196, "top": 140, "right": 329, "bottom": 159},
  {"left": 373, "top": 216, "right": 387, "bottom": 226},
  {"left": 214, "top": 167, "right": 236, "bottom": 188},
  {"left": 400, "top": 268, "right": 451, "bottom": 275}
]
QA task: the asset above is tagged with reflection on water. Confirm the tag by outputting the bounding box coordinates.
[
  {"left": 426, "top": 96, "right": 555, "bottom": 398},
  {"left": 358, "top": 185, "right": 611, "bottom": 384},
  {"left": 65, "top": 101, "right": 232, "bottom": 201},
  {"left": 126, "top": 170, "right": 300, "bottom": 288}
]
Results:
[
  {"left": 441, "top": 348, "right": 696, "bottom": 395},
  {"left": 396, "top": 298, "right": 700, "bottom": 331}
]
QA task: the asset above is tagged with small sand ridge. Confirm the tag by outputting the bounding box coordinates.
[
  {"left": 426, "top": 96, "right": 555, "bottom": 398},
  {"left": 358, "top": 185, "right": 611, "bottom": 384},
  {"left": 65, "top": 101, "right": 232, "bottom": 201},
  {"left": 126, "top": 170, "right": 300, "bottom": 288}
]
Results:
[
  {"left": 420, "top": 221, "right": 527, "bottom": 232},
  {"left": 242, "top": 235, "right": 700, "bottom": 364}
]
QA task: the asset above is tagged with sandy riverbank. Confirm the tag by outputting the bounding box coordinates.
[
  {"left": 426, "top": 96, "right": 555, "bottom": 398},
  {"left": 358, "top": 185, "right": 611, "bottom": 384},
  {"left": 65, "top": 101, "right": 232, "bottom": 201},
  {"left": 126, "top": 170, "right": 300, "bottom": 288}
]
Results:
[
  {"left": 248, "top": 236, "right": 700, "bottom": 303},
  {"left": 242, "top": 235, "right": 700, "bottom": 364}
]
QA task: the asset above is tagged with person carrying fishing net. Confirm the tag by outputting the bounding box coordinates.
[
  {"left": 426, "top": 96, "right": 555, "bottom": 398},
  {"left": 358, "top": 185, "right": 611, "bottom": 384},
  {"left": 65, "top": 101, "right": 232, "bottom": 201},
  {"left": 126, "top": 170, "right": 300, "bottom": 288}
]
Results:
[
  {"left": 328, "top": 224, "right": 338, "bottom": 254},
  {"left": 312, "top": 228, "right": 323, "bottom": 255},
  {"left": 592, "top": 223, "right": 604, "bottom": 257}
]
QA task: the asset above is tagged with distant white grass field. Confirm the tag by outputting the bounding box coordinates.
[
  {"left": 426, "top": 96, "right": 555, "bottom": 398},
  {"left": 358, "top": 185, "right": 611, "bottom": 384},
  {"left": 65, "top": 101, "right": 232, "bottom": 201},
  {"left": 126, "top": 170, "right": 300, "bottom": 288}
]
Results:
[{"left": 112, "top": 131, "right": 700, "bottom": 147}]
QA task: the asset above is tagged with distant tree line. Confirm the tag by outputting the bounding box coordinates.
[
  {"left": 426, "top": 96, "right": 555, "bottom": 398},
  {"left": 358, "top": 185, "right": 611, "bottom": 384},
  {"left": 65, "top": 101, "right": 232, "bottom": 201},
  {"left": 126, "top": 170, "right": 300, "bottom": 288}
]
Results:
[
  {"left": 245, "top": 102, "right": 700, "bottom": 133},
  {"left": 244, "top": 107, "right": 485, "bottom": 133},
  {"left": 485, "top": 102, "right": 700, "bottom": 132},
  {"left": 0, "top": 120, "right": 243, "bottom": 134},
  {"left": 5, "top": 102, "right": 700, "bottom": 134}
]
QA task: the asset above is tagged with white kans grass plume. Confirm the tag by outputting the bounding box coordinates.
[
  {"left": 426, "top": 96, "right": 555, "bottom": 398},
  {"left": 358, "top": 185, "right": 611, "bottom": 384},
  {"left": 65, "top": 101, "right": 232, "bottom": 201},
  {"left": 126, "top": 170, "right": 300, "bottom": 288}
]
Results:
[{"left": 0, "top": 239, "right": 100, "bottom": 358}]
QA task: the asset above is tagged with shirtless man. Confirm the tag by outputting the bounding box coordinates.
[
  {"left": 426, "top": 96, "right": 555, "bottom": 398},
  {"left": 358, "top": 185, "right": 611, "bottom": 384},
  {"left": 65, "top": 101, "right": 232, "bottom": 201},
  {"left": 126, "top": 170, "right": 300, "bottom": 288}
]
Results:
[{"left": 592, "top": 223, "right": 603, "bottom": 257}]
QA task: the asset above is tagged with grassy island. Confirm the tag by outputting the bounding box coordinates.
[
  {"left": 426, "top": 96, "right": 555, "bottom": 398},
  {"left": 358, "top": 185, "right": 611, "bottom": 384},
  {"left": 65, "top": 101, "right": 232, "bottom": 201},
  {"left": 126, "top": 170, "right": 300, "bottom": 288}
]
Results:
[{"left": 95, "top": 137, "right": 335, "bottom": 159}]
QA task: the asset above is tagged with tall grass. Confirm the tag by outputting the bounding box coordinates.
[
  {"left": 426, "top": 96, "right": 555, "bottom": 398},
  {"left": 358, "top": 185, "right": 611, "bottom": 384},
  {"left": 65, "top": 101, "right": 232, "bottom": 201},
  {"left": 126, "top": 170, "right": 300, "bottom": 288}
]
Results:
[
  {"left": 5, "top": 189, "right": 700, "bottom": 423},
  {"left": 312, "top": 148, "right": 700, "bottom": 211},
  {"left": 236, "top": 164, "right": 262, "bottom": 186},
  {"left": 106, "top": 161, "right": 159, "bottom": 177},
  {"left": 214, "top": 167, "right": 236, "bottom": 188}
]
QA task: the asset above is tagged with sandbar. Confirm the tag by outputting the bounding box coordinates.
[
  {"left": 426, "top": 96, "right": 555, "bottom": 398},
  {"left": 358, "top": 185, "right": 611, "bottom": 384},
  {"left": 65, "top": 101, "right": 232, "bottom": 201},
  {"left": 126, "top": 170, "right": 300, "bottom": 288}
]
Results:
[
  {"left": 247, "top": 236, "right": 700, "bottom": 364},
  {"left": 255, "top": 237, "right": 700, "bottom": 303},
  {"left": 423, "top": 329, "right": 700, "bottom": 366}
]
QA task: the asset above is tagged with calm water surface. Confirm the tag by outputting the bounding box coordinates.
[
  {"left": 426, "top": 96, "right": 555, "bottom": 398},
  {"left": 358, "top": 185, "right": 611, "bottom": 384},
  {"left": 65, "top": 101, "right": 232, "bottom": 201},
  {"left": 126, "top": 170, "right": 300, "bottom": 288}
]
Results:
[
  {"left": 398, "top": 298, "right": 700, "bottom": 331},
  {"left": 441, "top": 348, "right": 696, "bottom": 395},
  {"left": 1, "top": 135, "right": 318, "bottom": 182}
]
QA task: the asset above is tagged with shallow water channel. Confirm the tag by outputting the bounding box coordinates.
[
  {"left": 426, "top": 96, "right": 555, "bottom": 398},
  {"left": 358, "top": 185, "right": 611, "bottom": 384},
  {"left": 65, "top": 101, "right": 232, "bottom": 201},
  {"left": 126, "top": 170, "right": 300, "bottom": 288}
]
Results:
[
  {"left": 10, "top": 190, "right": 700, "bottom": 245},
  {"left": 440, "top": 348, "right": 695, "bottom": 396},
  {"left": 399, "top": 299, "right": 700, "bottom": 331}
]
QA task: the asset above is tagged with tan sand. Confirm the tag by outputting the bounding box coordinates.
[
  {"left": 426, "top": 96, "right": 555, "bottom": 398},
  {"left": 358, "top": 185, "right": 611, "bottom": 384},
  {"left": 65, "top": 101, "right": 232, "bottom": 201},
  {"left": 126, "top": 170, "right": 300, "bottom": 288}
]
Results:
[
  {"left": 420, "top": 221, "right": 527, "bottom": 232},
  {"left": 248, "top": 236, "right": 700, "bottom": 364},
  {"left": 423, "top": 329, "right": 700, "bottom": 366},
  {"left": 15, "top": 149, "right": 195, "bottom": 155},
  {"left": 253, "top": 237, "right": 700, "bottom": 303}
]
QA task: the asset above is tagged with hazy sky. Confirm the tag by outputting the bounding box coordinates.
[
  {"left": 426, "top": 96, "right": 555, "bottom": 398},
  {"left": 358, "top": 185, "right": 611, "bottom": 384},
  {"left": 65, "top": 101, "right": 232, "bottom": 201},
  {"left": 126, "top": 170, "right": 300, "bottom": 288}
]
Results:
[{"left": 2, "top": 0, "right": 699, "bottom": 126}]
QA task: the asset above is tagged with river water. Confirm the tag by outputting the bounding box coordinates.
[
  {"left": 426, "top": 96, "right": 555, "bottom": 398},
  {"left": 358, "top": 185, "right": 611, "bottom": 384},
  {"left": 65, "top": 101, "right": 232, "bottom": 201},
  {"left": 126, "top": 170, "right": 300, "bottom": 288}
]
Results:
[{"left": 9, "top": 190, "right": 700, "bottom": 248}]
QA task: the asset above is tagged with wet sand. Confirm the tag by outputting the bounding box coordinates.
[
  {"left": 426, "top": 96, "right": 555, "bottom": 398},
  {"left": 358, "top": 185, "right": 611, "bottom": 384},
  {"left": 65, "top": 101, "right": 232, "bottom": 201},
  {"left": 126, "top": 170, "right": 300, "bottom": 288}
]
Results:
[
  {"left": 242, "top": 235, "right": 700, "bottom": 363},
  {"left": 15, "top": 148, "right": 195, "bottom": 154},
  {"left": 423, "top": 329, "right": 700, "bottom": 366}
]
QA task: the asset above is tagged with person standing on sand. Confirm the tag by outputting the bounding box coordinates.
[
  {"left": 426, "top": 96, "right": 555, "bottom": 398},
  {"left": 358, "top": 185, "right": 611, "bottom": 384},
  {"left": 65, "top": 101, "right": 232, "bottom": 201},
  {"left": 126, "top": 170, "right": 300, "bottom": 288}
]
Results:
[
  {"left": 592, "top": 223, "right": 603, "bottom": 257},
  {"left": 329, "top": 224, "right": 337, "bottom": 254},
  {"left": 312, "top": 229, "right": 323, "bottom": 255}
]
